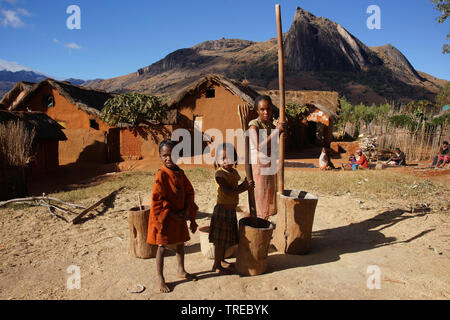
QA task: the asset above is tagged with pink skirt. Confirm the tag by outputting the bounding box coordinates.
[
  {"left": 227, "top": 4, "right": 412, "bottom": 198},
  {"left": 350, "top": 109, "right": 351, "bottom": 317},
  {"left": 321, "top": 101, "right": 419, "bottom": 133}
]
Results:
[{"left": 251, "top": 163, "right": 277, "bottom": 219}]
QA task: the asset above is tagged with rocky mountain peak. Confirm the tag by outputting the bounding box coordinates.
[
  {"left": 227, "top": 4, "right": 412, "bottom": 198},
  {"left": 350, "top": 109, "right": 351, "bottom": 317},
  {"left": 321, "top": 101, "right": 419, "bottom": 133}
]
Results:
[{"left": 284, "top": 6, "right": 382, "bottom": 72}]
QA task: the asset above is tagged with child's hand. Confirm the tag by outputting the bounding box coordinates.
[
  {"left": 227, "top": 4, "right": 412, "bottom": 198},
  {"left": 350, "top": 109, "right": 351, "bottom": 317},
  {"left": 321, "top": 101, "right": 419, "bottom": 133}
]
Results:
[{"left": 189, "top": 221, "right": 198, "bottom": 234}]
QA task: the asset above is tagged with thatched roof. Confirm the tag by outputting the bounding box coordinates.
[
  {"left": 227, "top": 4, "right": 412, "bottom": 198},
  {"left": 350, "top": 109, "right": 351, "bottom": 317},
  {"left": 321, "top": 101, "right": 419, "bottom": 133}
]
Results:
[
  {"left": 9, "top": 79, "right": 117, "bottom": 118},
  {"left": 0, "top": 110, "right": 67, "bottom": 141},
  {"left": 0, "top": 81, "right": 36, "bottom": 109},
  {"left": 167, "top": 74, "right": 260, "bottom": 108},
  {"left": 264, "top": 90, "right": 341, "bottom": 119}
]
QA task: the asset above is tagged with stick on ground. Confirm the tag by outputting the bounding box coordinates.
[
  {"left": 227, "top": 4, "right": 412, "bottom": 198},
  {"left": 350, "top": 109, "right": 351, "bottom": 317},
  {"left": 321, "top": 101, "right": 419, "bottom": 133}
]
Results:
[{"left": 71, "top": 187, "right": 125, "bottom": 224}]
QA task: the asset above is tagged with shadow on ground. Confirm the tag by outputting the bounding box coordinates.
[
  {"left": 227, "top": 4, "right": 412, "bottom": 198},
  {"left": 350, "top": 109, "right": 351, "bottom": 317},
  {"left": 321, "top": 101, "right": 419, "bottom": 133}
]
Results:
[{"left": 266, "top": 207, "right": 433, "bottom": 274}]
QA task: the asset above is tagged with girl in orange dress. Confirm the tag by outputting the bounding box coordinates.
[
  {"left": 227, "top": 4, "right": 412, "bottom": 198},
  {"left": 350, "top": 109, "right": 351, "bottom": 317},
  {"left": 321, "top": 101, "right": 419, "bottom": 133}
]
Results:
[{"left": 147, "top": 139, "right": 199, "bottom": 293}]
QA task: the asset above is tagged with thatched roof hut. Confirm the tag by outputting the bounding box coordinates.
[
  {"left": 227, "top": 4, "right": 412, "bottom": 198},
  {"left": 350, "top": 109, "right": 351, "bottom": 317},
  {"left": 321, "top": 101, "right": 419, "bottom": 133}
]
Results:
[
  {"left": 8, "top": 79, "right": 116, "bottom": 118},
  {"left": 0, "top": 110, "right": 67, "bottom": 141},
  {"left": 0, "top": 81, "right": 36, "bottom": 110},
  {"left": 167, "top": 74, "right": 260, "bottom": 108}
]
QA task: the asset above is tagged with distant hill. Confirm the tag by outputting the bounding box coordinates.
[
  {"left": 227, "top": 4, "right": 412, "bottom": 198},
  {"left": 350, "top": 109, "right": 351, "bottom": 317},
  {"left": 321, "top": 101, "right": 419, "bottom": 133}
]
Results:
[
  {"left": 0, "top": 59, "right": 47, "bottom": 98},
  {"left": 0, "top": 59, "right": 101, "bottom": 99},
  {"left": 87, "top": 7, "right": 447, "bottom": 105}
]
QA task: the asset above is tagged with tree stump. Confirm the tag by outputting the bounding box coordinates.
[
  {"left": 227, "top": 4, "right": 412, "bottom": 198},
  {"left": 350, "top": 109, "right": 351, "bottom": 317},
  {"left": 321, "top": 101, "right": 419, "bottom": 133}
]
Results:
[
  {"left": 236, "top": 217, "right": 274, "bottom": 276},
  {"left": 128, "top": 206, "right": 157, "bottom": 259},
  {"left": 273, "top": 190, "right": 318, "bottom": 255}
]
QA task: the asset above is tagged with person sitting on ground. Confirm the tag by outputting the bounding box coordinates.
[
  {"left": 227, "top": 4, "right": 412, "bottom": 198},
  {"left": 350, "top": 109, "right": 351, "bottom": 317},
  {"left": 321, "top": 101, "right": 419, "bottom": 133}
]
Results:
[
  {"left": 319, "top": 147, "right": 336, "bottom": 170},
  {"left": 435, "top": 141, "right": 449, "bottom": 168},
  {"left": 387, "top": 148, "right": 406, "bottom": 166},
  {"left": 354, "top": 149, "right": 369, "bottom": 169}
]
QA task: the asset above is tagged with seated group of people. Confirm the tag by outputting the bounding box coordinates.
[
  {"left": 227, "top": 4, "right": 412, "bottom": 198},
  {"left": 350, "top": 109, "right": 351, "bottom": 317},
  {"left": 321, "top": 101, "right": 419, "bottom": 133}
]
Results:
[
  {"left": 319, "top": 147, "right": 368, "bottom": 171},
  {"left": 319, "top": 141, "right": 449, "bottom": 171}
]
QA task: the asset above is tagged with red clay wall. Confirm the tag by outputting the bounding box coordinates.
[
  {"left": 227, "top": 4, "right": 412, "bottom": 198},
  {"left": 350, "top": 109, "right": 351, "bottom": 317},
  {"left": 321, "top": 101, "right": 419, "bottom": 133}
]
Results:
[
  {"left": 177, "top": 83, "right": 258, "bottom": 145},
  {"left": 120, "top": 125, "right": 174, "bottom": 160},
  {"left": 330, "top": 141, "right": 361, "bottom": 159},
  {"left": 20, "top": 83, "right": 112, "bottom": 164},
  {"left": 31, "top": 140, "right": 59, "bottom": 177}
]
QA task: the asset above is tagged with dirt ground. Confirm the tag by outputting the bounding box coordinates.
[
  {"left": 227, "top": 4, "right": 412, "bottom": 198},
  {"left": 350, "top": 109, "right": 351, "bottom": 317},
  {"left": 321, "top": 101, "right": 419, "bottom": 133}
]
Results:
[{"left": 0, "top": 158, "right": 449, "bottom": 300}]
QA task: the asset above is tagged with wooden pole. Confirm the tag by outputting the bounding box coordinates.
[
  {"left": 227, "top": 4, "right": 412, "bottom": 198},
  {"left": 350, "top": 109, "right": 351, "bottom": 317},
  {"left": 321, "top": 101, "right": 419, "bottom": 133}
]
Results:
[
  {"left": 276, "top": 4, "right": 286, "bottom": 194},
  {"left": 238, "top": 104, "right": 257, "bottom": 219}
]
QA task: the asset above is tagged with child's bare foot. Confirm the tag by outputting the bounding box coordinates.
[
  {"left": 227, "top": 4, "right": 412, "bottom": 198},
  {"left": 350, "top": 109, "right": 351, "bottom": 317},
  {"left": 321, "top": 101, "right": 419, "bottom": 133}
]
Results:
[
  {"left": 157, "top": 279, "right": 170, "bottom": 293},
  {"left": 212, "top": 266, "right": 233, "bottom": 275},
  {"left": 177, "top": 271, "right": 198, "bottom": 281},
  {"left": 221, "top": 260, "right": 232, "bottom": 268}
]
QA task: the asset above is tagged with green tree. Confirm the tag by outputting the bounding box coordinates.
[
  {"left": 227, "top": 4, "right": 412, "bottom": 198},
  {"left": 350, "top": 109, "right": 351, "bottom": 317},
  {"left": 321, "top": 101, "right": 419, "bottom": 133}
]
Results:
[
  {"left": 101, "top": 93, "right": 167, "bottom": 126},
  {"left": 436, "top": 81, "right": 450, "bottom": 108},
  {"left": 431, "top": 0, "right": 450, "bottom": 53},
  {"left": 405, "top": 99, "right": 435, "bottom": 121},
  {"left": 285, "top": 103, "right": 309, "bottom": 122}
]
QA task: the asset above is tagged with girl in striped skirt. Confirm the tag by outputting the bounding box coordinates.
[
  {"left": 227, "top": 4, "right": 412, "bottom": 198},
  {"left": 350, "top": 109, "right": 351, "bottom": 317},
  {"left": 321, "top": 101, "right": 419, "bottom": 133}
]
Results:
[{"left": 209, "top": 143, "right": 254, "bottom": 274}]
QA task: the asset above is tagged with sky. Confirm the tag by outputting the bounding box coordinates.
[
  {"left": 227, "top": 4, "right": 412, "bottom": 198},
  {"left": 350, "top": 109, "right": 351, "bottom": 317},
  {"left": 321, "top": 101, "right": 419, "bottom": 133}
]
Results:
[{"left": 0, "top": 0, "right": 448, "bottom": 81}]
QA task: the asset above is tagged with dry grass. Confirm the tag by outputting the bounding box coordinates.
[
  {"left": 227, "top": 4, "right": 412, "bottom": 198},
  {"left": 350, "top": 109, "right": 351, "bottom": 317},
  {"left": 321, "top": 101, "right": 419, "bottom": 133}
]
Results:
[
  {"left": 0, "top": 120, "right": 35, "bottom": 166},
  {"left": 284, "top": 170, "right": 447, "bottom": 205},
  {"left": 19, "top": 168, "right": 447, "bottom": 214},
  {"left": 48, "top": 171, "right": 157, "bottom": 204}
]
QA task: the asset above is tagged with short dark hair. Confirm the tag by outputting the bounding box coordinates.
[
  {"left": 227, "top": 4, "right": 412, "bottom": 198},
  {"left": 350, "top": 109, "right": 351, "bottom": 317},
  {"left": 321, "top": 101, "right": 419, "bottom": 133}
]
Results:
[
  {"left": 254, "top": 95, "right": 273, "bottom": 110},
  {"left": 395, "top": 147, "right": 401, "bottom": 152},
  {"left": 159, "top": 139, "right": 176, "bottom": 153},
  {"left": 444, "top": 141, "right": 449, "bottom": 145}
]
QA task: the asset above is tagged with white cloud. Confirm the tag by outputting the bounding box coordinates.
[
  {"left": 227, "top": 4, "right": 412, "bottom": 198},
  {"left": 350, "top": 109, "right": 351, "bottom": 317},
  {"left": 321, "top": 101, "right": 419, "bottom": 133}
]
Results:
[
  {"left": 64, "top": 42, "right": 82, "bottom": 50},
  {"left": 1, "top": 9, "right": 24, "bottom": 27},
  {"left": 0, "top": 7, "right": 30, "bottom": 28},
  {"left": 53, "top": 38, "right": 59, "bottom": 43}
]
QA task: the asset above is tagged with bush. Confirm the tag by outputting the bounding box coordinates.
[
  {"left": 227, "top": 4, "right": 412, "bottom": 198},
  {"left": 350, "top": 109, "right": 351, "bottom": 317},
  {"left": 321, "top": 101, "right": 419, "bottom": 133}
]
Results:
[
  {"left": 101, "top": 93, "right": 167, "bottom": 126},
  {"left": 387, "top": 115, "right": 418, "bottom": 132}
]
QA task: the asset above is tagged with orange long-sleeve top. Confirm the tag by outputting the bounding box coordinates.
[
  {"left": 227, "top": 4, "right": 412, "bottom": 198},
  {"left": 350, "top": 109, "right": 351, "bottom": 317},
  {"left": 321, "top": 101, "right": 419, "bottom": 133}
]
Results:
[{"left": 147, "top": 165, "right": 198, "bottom": 245}]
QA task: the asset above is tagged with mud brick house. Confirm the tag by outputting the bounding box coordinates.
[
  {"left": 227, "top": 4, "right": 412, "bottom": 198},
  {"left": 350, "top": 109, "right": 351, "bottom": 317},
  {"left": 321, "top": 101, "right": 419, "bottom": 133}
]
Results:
[
  {"left": 111, "top": 110, "right": 178, "bottom": 161},
  {"left": 0, "top": 110, "right": 67, "bottom": 200},
  {"left": 2, "top": 79, "right": 118, "bottom": 164},
  {"left": 265, "top": 90, "right": 340, "bottom": 147},
  {"left": 2, "top": 79, "right": 179, "bottom": 163},
  {"left": 167, "top": 74, "right": 260, "bottom": 157}
]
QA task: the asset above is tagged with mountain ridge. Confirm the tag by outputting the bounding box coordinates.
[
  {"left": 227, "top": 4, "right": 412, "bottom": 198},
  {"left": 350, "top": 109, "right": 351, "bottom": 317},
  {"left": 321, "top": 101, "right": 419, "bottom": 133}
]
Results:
[{"left": 86, "top": 7, "right": 446, "bottom": 105}]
